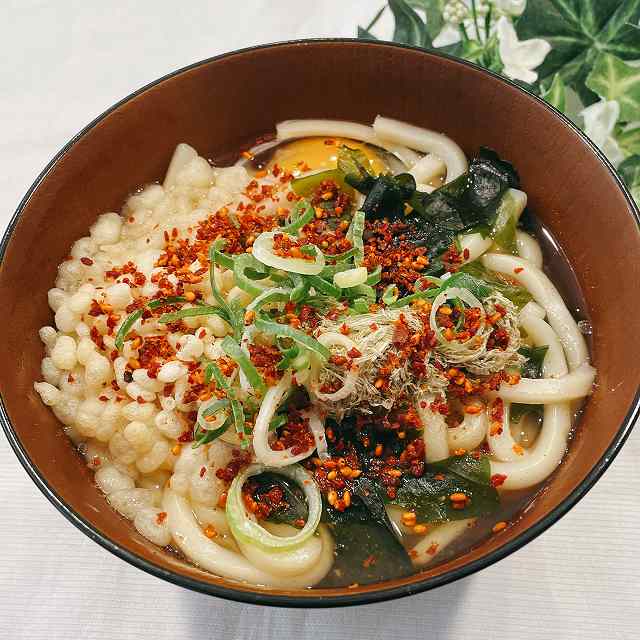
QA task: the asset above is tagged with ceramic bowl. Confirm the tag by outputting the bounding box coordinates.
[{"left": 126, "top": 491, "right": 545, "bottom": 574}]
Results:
[{"left": 1, "top": 39, "right": 638, "bottom": 607}]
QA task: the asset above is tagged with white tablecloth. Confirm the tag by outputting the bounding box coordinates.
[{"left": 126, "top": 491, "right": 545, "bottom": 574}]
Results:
[{"left": 1, "top": 2, "right": 638, "bottom": 638}]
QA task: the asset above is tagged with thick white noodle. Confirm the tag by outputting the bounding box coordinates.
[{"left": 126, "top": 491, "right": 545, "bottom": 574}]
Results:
[
  {"left": 448, "top": 408, "right": 488, "bottom": 451},
  {"left": 234, "top": 139, "right": 281, "bottom": 167},
  {"left": 417, "top": 395, "right": 450, "bottom": 462},
  {"left": 458, "top": 233, "right": 493, "bottom": 263},
  {"left": 235, "top": 523, "right": 324, "bottom": 577},
  {"left": 481, "top": 253, "right": 589, "bottom": 370},
  {"left": 411, "top": 519, "right": 477, "bottom": 567},
  {"left": 487, "top": 400, "right": 522, "bottom": 462},
  {"left": 519, "top": 306, "right": 569, "bottom": 379},
  {"left": 491, "top": 309, "right": 576, "bottom": 489},
  {"left": 163, "top": 143, "right": 197, "bottom": 188},
  {"left": 416, "top": 183, "right": 436, "bottom": 194},
  {"left": 493, "top": 364, "right": 595, "bottom": 404},
  {"left": 490, "top": 403, "right": 573, "bottom": 490},
  {"left": 489, "top": 311, "right": 570, "bottom": 461},
  {"left": 163, "top": 490, "right": 334, "bottom": 587},
  {"left": 252, "top": 373, "right": 314, "bottom": 467},
  {"left": 515, "top": 231, "right": 543, "bottom": 268},
  {"left": 275, "top": 119, "right": 419, "bottom": 167},
  {"left": 520, "top": 300, "right": 546, "bottom": 320},
  {"left": 410, "top": 153, "right": 446, "bottom": 184},
  {"left": 373, "top": 116, "right": 468, "bottom": 182}
]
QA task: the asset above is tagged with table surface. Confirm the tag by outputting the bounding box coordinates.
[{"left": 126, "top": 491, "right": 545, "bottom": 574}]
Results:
[{"left": 1, "top": 2, "right": 638, "bottom": 639}]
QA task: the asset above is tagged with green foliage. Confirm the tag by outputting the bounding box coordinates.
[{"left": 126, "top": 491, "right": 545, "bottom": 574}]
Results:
[
  {"left": 618, "top": 155, "right": 640, "bottom": 202},
  {"left": 389, "top": 0, "right": 432, "bottom": 47},
  {"left": 542, "top": 73, "right": 566, "bottom": 112},
  {"left": 517, "top": 0, "right": 640, "bottom": 105},
  {"left": 586, "top": 53, "right": 640, "bottom": 122}
]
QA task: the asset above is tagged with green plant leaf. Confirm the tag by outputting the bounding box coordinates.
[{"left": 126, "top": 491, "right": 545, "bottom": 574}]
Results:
[
  {"left": 517, "top": 0, "right": 640, "bottom": 105},
  {"left": 406, "top": 0, "right": 445, "bottom": 40},
  {"left": 586, "top": 53, "right": 640, "bottom": 121},
  {"left": 357, "top": 5, "right": 385, "bottom": 40},
  {"left": 617, "top": 124, "right": 640, "bottom": 157},
  {"left": 542, "top": 73, "right": 567, "bottom": 112},
  {"left": 389, "top": 0, "right": 431, "bottom": 47},
  {"left": 618, "top": 154, "right": 640, "bottom": 202}
]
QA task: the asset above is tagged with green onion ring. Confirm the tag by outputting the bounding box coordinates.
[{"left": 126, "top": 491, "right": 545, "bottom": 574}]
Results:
[{"left": 226, "top": 463, "right": 322, "bottom": 551}]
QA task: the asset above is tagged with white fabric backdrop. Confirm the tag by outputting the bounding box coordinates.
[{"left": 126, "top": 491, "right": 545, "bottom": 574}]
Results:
[{"left": 1, "top": 2, "right": 638, "bottom": 639}]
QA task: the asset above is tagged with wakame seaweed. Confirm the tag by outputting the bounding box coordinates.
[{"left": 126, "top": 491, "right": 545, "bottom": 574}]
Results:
[
  {"left": 518, "top": 345, "right": 549, "bottom": 379},
  {"left": 510, "top": 345, "right": 549, "bottom": 423},
  {"left": 390, "top": 454, "right": 500, "bottom": 523},
  {"left": 337, "top": 146, "right": 521, "bottom": 269},
  {"left": 251, "top": 472, "right": 309, "bottom": 526}
]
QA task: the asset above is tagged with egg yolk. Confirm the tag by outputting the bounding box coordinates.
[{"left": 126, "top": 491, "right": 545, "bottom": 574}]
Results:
[{"left": 267, "top": 137, "right": 387, "bottom": 176}]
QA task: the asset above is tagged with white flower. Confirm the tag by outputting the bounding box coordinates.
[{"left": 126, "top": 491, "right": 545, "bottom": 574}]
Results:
[
  {"left": 580, "top": 100, "right": 625, "bottom": 168},
  {"left": 434, "top": 0, "right": 490, "bottom": 47},
  {"left": 494, "top": 0, "right": 527, "bottom": 16},
  {"left": 496, "top": 16, "right": 551, "bottom": 84}
]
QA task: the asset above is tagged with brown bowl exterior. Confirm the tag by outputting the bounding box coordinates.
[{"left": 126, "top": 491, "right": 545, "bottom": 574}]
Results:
[{"left": 1, "top": 40, "right": 639, "bottom": 607}]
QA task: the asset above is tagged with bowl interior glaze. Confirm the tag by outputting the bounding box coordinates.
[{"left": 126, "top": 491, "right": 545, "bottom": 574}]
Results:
[{"left": 1, "top": 40, "right": 638, "bottom": 607}]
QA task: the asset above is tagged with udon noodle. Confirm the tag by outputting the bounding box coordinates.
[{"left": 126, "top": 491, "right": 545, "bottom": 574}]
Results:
[{"left": 34, "top": 116, "right": 595, "bottom": 588}]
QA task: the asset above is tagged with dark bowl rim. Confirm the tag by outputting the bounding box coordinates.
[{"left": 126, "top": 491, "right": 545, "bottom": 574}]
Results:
[{"left": 1, "top": 37, "right": 639, "bottom": 608}]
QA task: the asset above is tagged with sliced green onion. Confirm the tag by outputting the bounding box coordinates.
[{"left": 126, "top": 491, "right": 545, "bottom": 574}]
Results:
[
  {"left": 307, "top": 275, "right": 341, "bottom": 298},
  {"left": 388, "top": 291, "right": 431, "bottom": 309},
  {"left": 209, "top": 239, "right": 228, "bottom": 309},
  {"left": 147, "top": 296, "right": 188, "bottom": 309},
  {"left": 325, "top": 247, "right": 358, "bottom": 263},
  {"left": 333, "top": 266, "right": 368, "bottom": 289},
  {"left": 115, "top": 309, "right": 143, "bottom": 350},
  {"left": 348, "top": 210, "right": 365, "bottom": 266},
  {"left": 221, "top": 335, "right": 266, "bottom": 394},
  {"left": 291, "top": 168, "right": 353, "bottom": 197},
  {"left": 255, "top": 318, "right": 331, "bottom": 361},
  {"left": 203, "top": 362, "right": 215, "bottom": 385},
  {"left": 382, "top": 284, "right": 399, "bottom": 305},
  {"left": 280, "top": 199, "right": 314, "bottom": 235},
  {"left": 208, "top": 240, "right": 244, "bottom": 341},
  {"left": 234, "top": 253, "right": 271, "bottom": 297},
  {"left": 365, "top": 265, "right": 382, "bottom": 286},
  {"left": 252, "top": 231, "right": 325, "bottom": 275},
  {"left": 196, "top": 398, "right": 230, "bottom": 441},
  {"left": 320, "top": 261, "right": 353, "bottom": 279},
  {"left": 352, "top": 298, "right": 370, "bottom": 314},
  {"left": 341, "top": 283, "right": 376, "bottom": 302},
  {"left": 158, "top": 305, "right": 229, "bottom": 324},
  {"left": 203, "top": 361, "right": 236, "bottom": 398},
  {"left": 292, "top": 352, "right": 310, "bottom": 371},
  {"left": 266, "top": 270, "right": 290, "bottom": 283},
  {"left": 211, "top": 250, "right": 235, "bottom": 270},
  {"left": 193, "top": 417, "right": 232, "bottom": 448},
  {"left": 269, "top": 413, "right": 288, "bottom": 431},
  {"left": 247, "top": 288, "right": 292, "bottom": 313},
  {"left": 230, "top": 399, "right": 246, "bottom": 447},
  {"left": 226, "top": 463, "right": 322, "bottom": 551},
  {"left": 290, "top": 274, "right": 310, "bottom": 303}
]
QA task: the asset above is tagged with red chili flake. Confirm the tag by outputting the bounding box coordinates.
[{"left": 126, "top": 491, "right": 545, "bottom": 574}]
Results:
[
  {"left": 514, "top": 267, "right": 524, "bottom": 274},
  {"left": 199, "top": 466, "right": 207, "bottom": 478},
  {"left": 490, "top": 473, "right": 508, "bottom": 488},
  {"left": 80, "top": 257, "right": 94, "bottom": 266},
  {"left": 156, "top": 511, "right": 167, "bottom": 524}
]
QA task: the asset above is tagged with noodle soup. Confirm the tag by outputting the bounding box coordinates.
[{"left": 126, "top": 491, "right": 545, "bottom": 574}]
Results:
[{"left": 34, "top": 117, "right": 596, "bottom": 588}]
